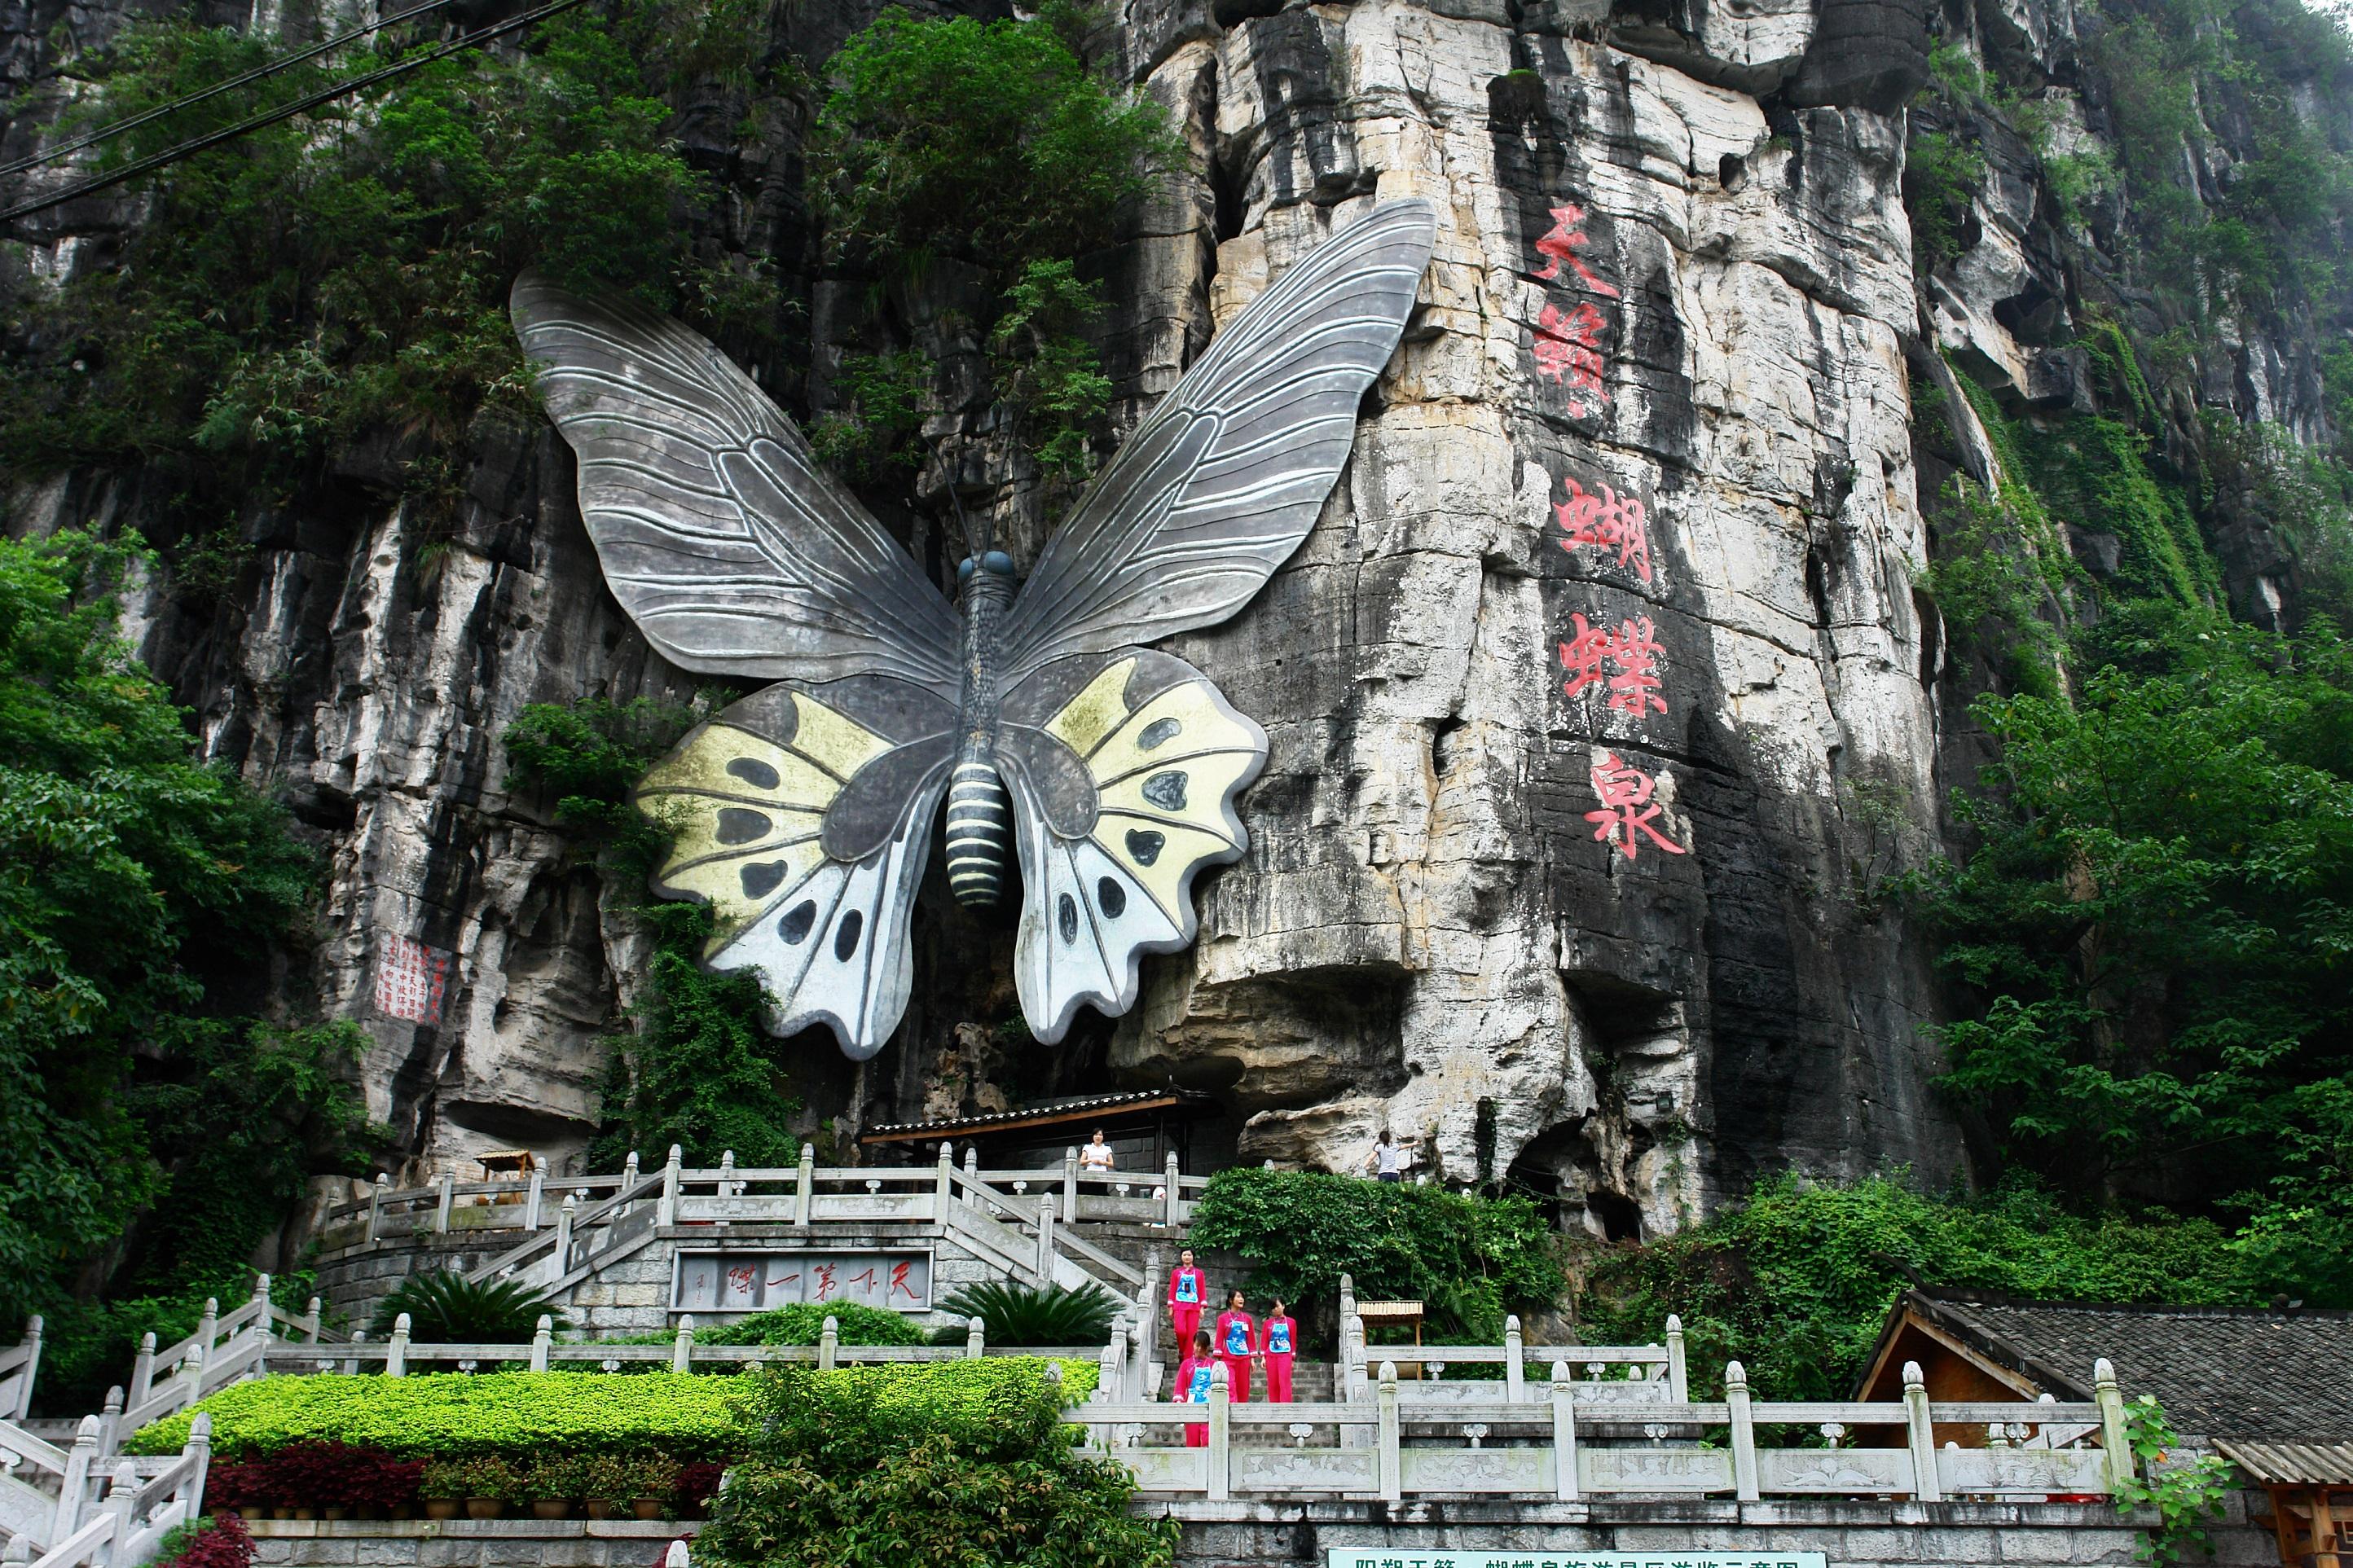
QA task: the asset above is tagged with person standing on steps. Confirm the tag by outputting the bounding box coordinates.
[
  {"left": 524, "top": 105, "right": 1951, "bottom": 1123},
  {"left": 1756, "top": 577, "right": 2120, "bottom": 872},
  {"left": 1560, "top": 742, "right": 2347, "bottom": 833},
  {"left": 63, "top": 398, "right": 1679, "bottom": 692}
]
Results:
[
  {"left": 1172, "top": 1327, "right": 1216, "bottom": 1448},
  {"left": 1079, "top": 1129, "right": 1115, "bottom": 1175},
  {"left": 1214, "top": 1288, "right": 1256, "bottom": 1403},
  {"left": 1168, "top": 1247, "right": 1205, "bottom": 1352},
  {"left": 1259, "top": 1297, "right": 1297, "bottom": 1404}
]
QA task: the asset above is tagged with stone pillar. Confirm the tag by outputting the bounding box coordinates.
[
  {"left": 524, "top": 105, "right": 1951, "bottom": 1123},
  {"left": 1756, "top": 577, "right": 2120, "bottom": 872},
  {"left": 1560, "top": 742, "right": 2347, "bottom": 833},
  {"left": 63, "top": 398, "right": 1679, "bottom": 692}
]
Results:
[
  {"left": 672, "top": 1316, "right": 695, "bottom": 1373},
  {"left": 2095, "top": 1357, "right": 2132, "bottom": 1496},
  {"left": 96, "top": 1387, "right": 123, "bottom": 1460},
  {"left": 1375, "top": 1363, "right": 1401, "bottom": 1502},
  {"left": 130, "top": 1335, "right": 156, "bottom": 1408},
  {"left": 364, "top": 1174, "right": 388, "bottom": 1243},
  {"left": 658, "top": 1144, "right": 683, "bottom": 1227},
  {"left": 1903, "top": 1359, "right": 1942, "bottom": 1501},
  {"left": 524, "top": 1167, "right": 545, "bottom": 1232},
  {"left": 554, "top": 1193, "right": 578, "bottom": 1274},
  {"left": 1726, "top": 1360, "right": 1759, "bottom": 1501},
  {"left": 1504, "top": 1315, "right": 1524, "bottom": 1402},
  {"left": 965, "top": 1317, "right": 985, "bottom": 1359},
  {"left": 1666, "top": 1313, "right": 1687, "bottom": 1400},
  {"left": 1550, "top": 1361, "right": 1578, "bottom": 1500},
  {"left": 386, "top": 1315, "right": 411, "bottom": 1378},
  {"left": 1207, "top": 1363, "right": 1230, "bottom": 1501},
  {"left": 55, "top": 1416, "right": 99, "bottom": 1539},
  {"left": 182, "top": 1412, "right": 212, "bottom": 1522},
  {"left": 433, "top": 1172, "right": 455, "bottom": 1233},
  {"left": 935, "top": 1143, "right": 954, "bottom": 1217},
  {"left": 1163, "top": 1152, "right": 1181, "bottom": 1228},
  {"left": 795, "top": 1144, "right": 816, "bottom": 1229},
  {"left": 1036, "top": 1195, "right": 1058, "bottom": 1283},
  {"left": 530, "top": 1316, "right": 552, "bottom": 1373},
  {"left": 1063, "top": 1148, "right": 1080, "bottom": 1221},
  {"left": 7, "top": 1316, "right": 39, "bottom": 1421},
  {"left": 818, "top": 1317, "right": 838, "bottom": 1373}
]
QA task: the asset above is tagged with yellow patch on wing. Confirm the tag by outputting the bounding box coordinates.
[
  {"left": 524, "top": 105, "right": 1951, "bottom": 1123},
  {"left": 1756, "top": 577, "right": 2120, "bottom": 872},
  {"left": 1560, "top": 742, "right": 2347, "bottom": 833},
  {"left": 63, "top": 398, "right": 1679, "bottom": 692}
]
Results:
[
  {"left": 634, "top": 700, "right": 890, "bottom": 948},
  {"left": 1042, "top": 659, "right": 1139, "bottom": 761}
]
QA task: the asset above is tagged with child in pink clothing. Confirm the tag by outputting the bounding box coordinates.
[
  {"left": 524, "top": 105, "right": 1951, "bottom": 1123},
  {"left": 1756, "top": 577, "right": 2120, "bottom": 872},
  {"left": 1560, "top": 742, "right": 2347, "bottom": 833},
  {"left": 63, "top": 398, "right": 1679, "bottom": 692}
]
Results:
[
  {"left": 1172, "top": 1328, "right": 1216, "bottom": 1447},
  {"left": 1259, "top": 1298, "right": 1297, "bottom": 1403}
]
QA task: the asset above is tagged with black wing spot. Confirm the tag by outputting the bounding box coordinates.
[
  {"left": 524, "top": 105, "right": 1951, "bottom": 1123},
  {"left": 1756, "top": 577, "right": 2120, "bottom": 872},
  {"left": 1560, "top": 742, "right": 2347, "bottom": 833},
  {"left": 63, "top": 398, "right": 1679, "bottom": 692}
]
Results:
[
  {"left": 834, "top": 909, "right": 864, "bottom": 961},
  {"left": 1126, "top": 829, "right": 1165, "bottom": 866},
  {"left": 1057, "top": 893, "right": 1079, "bottom": 943},
  {"left": 727, "top": 757, "right": 781, "bottom": 790},
  {"left": 1096, "top": 877, "right": 1127, "bottom": 918},
  {"left": 1138, "top": 718, "right": 1181, "bottom": 751},
  {"left": 779, "top": 901, "right": 817, "bottom": 944},
  {"left": 741, "top": 861, "right": 788, "bottom": 900},
  {"left": 1141, "top": 771, "right": 1188, "bottom": 810},
  {"left": 716, "top": 807, "right": 772, "bottom": 845}
]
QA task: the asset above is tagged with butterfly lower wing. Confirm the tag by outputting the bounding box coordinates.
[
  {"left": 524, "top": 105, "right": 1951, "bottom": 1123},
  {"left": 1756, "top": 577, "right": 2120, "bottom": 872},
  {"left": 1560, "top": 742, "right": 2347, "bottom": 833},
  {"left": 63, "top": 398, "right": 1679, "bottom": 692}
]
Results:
[
  {"left": 998, "top": 651, "right": 1267, "bottom": 1043},
  {"left": 635, "top": 678, "right": 955, "bottom": 1059}
]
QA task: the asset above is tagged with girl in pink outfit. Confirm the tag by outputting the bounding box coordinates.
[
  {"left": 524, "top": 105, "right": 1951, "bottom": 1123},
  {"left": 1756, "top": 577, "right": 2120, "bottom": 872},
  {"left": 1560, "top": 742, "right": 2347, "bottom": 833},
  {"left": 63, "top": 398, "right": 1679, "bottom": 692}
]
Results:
[
  {"left": 1259, "top": 1298, "right": 1297, "bottom": 1403},
  {"left": 1168, "top": 1248, "right": 1205, "bottom": 1351},
  {"left": 1213, "top": 1289, "right": 1255, "bottom": 1403},
  {"left": 1172, "top": 1328, "right": 1215, "bottom": 1447}
]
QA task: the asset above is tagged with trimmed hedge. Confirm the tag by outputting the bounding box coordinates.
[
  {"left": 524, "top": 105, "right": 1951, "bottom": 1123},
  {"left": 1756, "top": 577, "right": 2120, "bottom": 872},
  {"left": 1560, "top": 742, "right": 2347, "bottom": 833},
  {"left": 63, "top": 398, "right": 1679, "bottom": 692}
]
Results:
[{"left": 126, "top": 1362, "right": 1099, "bottom": 1458}]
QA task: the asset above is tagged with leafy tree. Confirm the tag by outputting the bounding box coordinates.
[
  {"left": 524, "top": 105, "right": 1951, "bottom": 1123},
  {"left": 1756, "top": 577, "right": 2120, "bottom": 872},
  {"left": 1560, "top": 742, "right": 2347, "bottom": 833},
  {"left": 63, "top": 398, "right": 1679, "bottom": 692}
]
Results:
[
  {"left": 1910, "top": 606, "right": 2353, "bottom": 1302},
  {"left": 698, "top": 1360, "right": 1176, "bottom": 1568},
  {"left": 0, "top": 531, "right": 373, "bottom": 1390}
]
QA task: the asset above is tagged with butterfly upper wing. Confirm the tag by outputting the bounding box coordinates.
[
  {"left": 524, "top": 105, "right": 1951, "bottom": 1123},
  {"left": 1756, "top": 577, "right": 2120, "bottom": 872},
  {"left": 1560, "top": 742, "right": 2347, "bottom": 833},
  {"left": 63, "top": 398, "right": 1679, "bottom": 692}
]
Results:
[
  {"left": 634, "top": 677, "right": 956, "bottom": 1059},
  {"left": 996, "top": 199, "right": 1436, "bottom": 684},
  {"left": 511, "top": 273, "right": 962, "bottom": 697},
  {"left": 996, "top": 650, "right": 1266, "bottom": 1043}
]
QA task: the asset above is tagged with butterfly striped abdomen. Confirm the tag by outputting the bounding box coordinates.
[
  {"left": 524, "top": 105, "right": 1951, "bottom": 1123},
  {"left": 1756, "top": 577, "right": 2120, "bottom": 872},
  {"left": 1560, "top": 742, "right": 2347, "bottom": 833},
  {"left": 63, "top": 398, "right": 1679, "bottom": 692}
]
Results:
[
  {"left": 944, "top": 756, "right": 1010, "bottom": 907},
  {"left": 947, "top": 551, "right": 1018, "bottom": 908}
]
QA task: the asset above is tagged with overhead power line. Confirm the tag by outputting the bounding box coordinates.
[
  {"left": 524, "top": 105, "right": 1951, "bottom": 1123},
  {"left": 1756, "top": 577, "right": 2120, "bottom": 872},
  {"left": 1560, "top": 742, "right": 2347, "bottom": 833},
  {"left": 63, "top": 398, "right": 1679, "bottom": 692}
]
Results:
[
  {"left": 0, "top": 0, "right": 458, "bottom": 178},
  {"left": 0, "top": 0, "right": 591, "bottom": 226}
]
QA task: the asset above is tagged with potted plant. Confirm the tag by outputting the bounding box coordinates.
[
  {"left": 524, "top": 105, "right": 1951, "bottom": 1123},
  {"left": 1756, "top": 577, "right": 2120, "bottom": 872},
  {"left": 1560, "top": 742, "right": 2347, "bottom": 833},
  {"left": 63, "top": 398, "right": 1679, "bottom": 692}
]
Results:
[
  {"left": 417, "top": 1458, "right": 467, "bottom": 1522},
  {"left": 624, "top": 1454, "right": 681, "bottom": 1521},
  {"left": 455, "top": 1456, "right": 517, "bottom": 1520},
  {"left": 521, "top": 1455, "right": 584, "bottom": 1521},
  {"left": 578, "top": 1456, "right": 631, "bottom": 1521}
]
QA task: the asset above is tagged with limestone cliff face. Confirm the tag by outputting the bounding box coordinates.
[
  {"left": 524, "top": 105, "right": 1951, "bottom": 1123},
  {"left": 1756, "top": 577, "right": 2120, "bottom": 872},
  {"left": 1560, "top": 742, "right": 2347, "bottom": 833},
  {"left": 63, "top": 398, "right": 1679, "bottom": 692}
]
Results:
[{"left": 2, "top": 0, "right": 2334, "bottom": 1237}]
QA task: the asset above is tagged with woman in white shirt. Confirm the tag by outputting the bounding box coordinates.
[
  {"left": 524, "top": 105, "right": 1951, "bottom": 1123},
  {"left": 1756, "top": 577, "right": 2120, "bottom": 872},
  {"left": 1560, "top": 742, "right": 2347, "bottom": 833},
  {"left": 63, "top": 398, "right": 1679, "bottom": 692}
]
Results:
[
  {"left": 1364, "top": 1129, "right": 1412, "bottom": 1183},
  {"left": 1079, "top": 1129, "right": 1116, "bottom": 1173}
]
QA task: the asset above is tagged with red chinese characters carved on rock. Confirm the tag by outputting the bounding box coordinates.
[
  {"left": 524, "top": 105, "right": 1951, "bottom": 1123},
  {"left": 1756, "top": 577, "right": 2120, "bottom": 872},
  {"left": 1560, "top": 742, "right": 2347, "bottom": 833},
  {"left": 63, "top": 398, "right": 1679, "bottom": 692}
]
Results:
[
  {"left": 1559, "top": 612, "right": 1669, "bottom": 717},
  {"left": 1555, "top": 475, "right": 1653, "bottom": 584},
  {"left": 1532, "top": 301, "right": 1608, "bottom": 412},
  {"left": 1533, "top": 203, "right": 1620, "bottom": 297},
  {"left": 1586, "top": 751, "right": 1688, "bottom": 861}
]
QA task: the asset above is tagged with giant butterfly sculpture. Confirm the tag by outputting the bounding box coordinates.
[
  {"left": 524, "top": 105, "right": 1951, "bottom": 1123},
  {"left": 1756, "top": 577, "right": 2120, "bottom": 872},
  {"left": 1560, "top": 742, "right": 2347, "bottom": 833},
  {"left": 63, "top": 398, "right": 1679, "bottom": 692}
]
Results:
[{"left": 512, "top": 199, "right": 1437, "bottom": 1060}]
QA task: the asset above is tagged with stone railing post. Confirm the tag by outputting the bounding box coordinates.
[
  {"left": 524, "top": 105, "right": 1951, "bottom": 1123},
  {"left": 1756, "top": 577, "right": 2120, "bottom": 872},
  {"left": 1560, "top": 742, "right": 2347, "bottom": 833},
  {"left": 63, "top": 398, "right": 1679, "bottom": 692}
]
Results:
[
  {"left": 553, "top": 1194, "right": 578, "bottom": 1274},
  {"left": 1504, "top": 1314, "right": 1524, "bottom": 1402},
  {"left": 1348, "top": 1314, "right": 1370, "bottom": 1401},
  {"left": 183, "top": 1412, "right": 213, "bottom": 1521},
  {"left": 1036, "top": 1195, "right": 1058, "bottom": 1283},
  {"left": 1063, "top": 1148, "right": 1080, "bottom": 1219},
  {"left": 386, "top": 1314, "right": 411, "bottom": 1378},
  {"left": 2095, "top": 1358, "right": 2133, "bottom": 1496},
  {"left": 55, "top": 1415, "right": 99, "bottom": 1539},
  {"left": 818, "top": 1316, "right": 838, "bottom": 1373},
  {"left": 935, "top": 1143, "right": 954, "bottom": 1216},
  {"left": 364, "top": 1174, "right": 389, "bottom": 1243},
  {"left": 1550, "top": 1360, "right": 1579, "bottom": 1500},
  {"left": 965, "top": 1316, "right": 985, "bottom": 1359},
  {"left": 712, "top": 1150, "right": 735, "bottom": 1229},
  {"left": 672, "top": 1315, "right": 695, "bottom": 1373},
  {"left": 1376, "top": 1362, "right": 1401, "bottom": 1502},
  {"left": 433, "top": 1171, "right": 455, "bottom": 1233},
  {"left": 658, "top": 1144, "right": 684, "bottom": 1227},
  {"left": 7, "top": 1315, "right": 39, "bottom": 1421},
  {"left": 130, "top": 1334, "right": 156, "bottom": 1407},
  {"left": 194, "top": 1298, "right": 218, "bottom": 1359},
  {"left": 1726, "top": 1360, "right": 1760, "bottom": 1501},
  {"left": 1666, "top": 1313, "right": 1688, "bottom": 1400},
  {"left": 794, "top": 1144, "right": 816, "bottom": 1228},
  {"left": 664, "top": 1541, "right": 689, "bottom": 1568},
  {"left": 4, "top": 1531, "right": 31, "bottom": 1566},
  {"left": 530, "top": 1315, "right": 552, "bottom": 1373},
  {"left": 1163, "top": 1152, "right": 1181, "bottom": 1228},
  {"left": 95, "top": 1386, "right": 123, "bottom": 1460},
  {"left": 99, "top": 1460, "right": 138, "bottom": 1547},
  {"left": 1338, "top": 1273, "right": 1357, "bottom": 1332},
  {"left": 177, "top": 1339, "right": 205, "bottom": 1406},
  {"left": 1903, "top": 1360, "right": 1942, "bottom": 1501},
  {"left": 1207, "top": 1362, "right": 1230, "bottom": 1501},
  {"left": 524, "top": 1167, "right": 545, "bottom": 1232},
  {"left": 1096, "top": 1334, "right": 1123, "bottom": 1403},
  {"left": 342, "top": 1329, "right": 367, "bottom": 1377}
]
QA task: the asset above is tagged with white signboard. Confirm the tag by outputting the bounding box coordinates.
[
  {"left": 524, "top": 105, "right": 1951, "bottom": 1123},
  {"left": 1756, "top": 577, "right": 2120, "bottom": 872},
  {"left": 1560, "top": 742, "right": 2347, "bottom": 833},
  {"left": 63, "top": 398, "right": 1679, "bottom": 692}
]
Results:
[
  {"left": 1326, "top": 1556, "right": 1827, "bottom": 1568},
  {"left": 673, "top": 1250, "right": 931, "bottom": 1312}
]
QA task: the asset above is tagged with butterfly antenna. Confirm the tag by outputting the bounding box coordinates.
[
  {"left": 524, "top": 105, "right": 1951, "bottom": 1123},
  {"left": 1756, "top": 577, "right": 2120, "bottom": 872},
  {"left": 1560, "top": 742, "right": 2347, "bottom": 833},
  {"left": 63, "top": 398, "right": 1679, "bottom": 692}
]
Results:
[{"left": 946, "top": 477, "right": 994, "bottom": 557}]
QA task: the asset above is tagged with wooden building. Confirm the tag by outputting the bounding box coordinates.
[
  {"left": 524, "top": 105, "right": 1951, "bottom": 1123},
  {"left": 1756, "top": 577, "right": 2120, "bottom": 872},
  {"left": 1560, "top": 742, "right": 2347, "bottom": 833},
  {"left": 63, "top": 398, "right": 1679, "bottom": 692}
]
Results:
[
  {"left": 859, "top": 1087, "right": 1216, "bottom": 1172},
  {"left": 1856, "top": 1289, "right": 2353, "bottom": 1566}
]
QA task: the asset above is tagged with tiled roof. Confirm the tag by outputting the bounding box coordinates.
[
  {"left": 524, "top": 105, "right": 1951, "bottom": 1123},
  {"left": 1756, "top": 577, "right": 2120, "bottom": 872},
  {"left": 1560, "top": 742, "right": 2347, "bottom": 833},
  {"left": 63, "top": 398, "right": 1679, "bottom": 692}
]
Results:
[
  {"left": 2214, "top": 1440, "right": 2353, "bottom": 1485},
  {"left": 1907, "top": 1289, "right": 2353, "bottom": 1443},
  {"left": 860, "top": 1087, "right": 1216, "bottom": 1140}
]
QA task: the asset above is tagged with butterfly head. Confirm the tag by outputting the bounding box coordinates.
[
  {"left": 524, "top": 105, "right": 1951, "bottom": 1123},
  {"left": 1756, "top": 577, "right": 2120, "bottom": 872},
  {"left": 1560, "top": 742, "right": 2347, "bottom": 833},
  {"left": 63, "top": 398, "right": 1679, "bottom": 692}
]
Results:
[{"left": 955, "top": 551, "right": 1018, "bottom": 607}]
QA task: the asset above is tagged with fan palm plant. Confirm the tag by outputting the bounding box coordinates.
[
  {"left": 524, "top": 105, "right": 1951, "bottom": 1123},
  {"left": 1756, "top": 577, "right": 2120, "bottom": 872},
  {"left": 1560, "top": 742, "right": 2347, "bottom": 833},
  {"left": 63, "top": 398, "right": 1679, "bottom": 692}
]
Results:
[
  {"left": 930, "top": 1279, "right": 1118, "bottom": 1347},
  {"left": 368, "top": 1270, "right": 568, "bottom": 1343}
]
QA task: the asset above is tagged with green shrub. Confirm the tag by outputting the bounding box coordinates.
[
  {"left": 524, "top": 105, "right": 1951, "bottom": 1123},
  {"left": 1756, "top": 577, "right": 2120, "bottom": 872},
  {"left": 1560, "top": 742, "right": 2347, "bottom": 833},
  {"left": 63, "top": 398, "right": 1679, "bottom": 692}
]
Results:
[
  {"left": 1576, "top": 1175, "right": 2259, "bottom": 1399},
  {"left": 697, "top": 1302, "right": 923, "bottom": 1347},
  {"left": 1905, "top": 130, "right": 1985, "bottom": 269},
  {"left": 930, "top": 1280, "right": 1118, "bottom": 1347},
  {"left": 125, "top": 1372, "right": 747, "bottom": 1457},
  {"left": 369, "top": 1271, "right": 567, "bottom": 1343},
  {"left": 1188, "top": 1170, "right": 1564, "bottom": 1347},
  {"left": 697, "top": 1357, "right": 1167, "bottom": 1568}
]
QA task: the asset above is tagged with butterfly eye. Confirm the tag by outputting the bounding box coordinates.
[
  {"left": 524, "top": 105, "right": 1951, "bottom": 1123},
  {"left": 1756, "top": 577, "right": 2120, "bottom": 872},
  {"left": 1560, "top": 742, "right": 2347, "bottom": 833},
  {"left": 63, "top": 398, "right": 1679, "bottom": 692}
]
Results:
[
  {"left": 957, "top": 557, "right": 976, "bottom": 582},
  {"left": 982, "top": 550, "right": 1014, "bottom": 575}
]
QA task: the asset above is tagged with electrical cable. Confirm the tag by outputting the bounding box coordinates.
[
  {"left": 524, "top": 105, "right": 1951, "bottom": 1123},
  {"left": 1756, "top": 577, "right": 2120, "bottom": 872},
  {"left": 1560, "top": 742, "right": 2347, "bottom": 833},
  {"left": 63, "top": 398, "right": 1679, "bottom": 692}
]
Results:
[
  {"left": 0, "top": 0, "right": 591, "bottom": 226},
  {"left": 0, "top": 0, "right": 459, "bottom": 178}
]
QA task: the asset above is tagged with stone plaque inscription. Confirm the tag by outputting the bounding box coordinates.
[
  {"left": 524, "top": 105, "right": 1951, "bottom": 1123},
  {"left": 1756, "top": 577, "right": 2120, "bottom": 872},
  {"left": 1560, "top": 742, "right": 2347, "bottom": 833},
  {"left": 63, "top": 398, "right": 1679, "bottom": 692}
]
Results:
[
  {"left": 1326, "top": 1556, "right": 1827, "bottom": 1568},
  {"left": 673, "top": 1249, "right": 931, "bottom": 1312}
]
